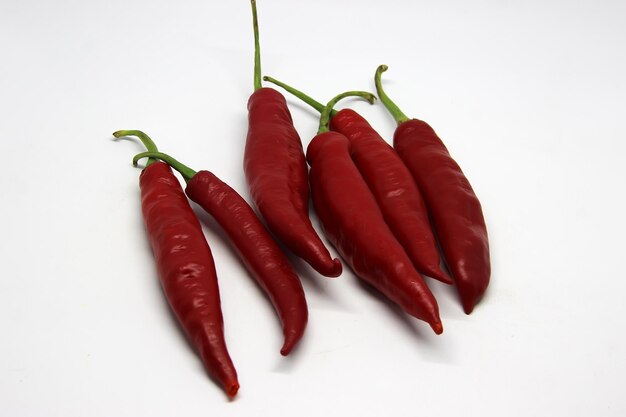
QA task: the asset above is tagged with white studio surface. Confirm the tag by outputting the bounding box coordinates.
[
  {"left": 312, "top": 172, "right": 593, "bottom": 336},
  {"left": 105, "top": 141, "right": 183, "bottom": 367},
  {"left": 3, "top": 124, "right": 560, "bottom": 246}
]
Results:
[{"left": 1, "top": 0, "right": 625, "bottom": 415}]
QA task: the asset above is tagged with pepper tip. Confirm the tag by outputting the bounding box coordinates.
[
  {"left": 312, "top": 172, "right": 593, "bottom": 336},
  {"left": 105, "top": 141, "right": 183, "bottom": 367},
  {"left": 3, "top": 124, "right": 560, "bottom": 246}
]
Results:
[
  {"left": 463, "top": 303, "right": 475, "bottom": 315},
  {"left": 280, "top": 341, "right": 295, "bottom": 356},
  {"left": 280, "top": 337, "right": 296, "bottom": 356},
  {"left": 280, "top": 326, "right": 306, "bottom": 356},
  {"left": 323, "top": 258, "right": 343, "bottom": 278},
  {"left": 440, "top": 276, "right": 454, "bottom": 285},
  {"left": 461, "top": 290, "right": 481, "bottom": 314},
  {"left": 431, "top": 321, "right": 443, "bottom": 335},
  {"left": 226, "top": 381, "right": 240, "bottom": 398},
  {"left": 433, "top": 270, "right": 454, "bottom": 285}
]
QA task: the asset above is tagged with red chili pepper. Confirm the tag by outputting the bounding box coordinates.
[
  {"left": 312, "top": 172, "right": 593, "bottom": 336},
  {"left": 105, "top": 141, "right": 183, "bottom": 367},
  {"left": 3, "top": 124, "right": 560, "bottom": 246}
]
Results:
[
  {"left": 244, "top": 0, "right": 341, "bottom": 277},
  {"left": 132, "top": 149, "right": 308, "bottom": 355},
  {"left": 306, "top": 93, "right": 443, "bottom": 334},
  {"left": 263, "top": 76, "right": 452, "bottom": 285},
  {"left": 113, "top": 130, "right": 239, "bottom": 397},
  {"left": 375, "top": 65, "right": 491, "bottom": 314}
]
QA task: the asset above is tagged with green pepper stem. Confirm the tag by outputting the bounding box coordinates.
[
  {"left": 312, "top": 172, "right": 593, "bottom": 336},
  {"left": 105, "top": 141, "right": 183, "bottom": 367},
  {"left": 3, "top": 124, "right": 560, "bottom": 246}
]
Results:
[
  {"left": 133, "top": 151, "right": 197, "bottom": 182},
  {"left": 374, "top": 65, "right": 410, "bottom": 125},
  {"left": 318, "top": 91, "right": 377, "bottom": 134},
  {"left": 113, "top": 130, "right": 159, "bottom": 167},
  {"left": 262, "top": 75, "right": 338, "bottom": 117},
  {"left": 251, "top": 0, "right": 262, "bottom": 91}
]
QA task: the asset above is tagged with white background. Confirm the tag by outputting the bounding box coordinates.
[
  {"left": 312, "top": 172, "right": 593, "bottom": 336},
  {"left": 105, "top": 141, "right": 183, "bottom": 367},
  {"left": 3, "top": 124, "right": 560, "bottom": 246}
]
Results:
[{"left": 1, "top": 0, "right": 625, "bottom": 415}]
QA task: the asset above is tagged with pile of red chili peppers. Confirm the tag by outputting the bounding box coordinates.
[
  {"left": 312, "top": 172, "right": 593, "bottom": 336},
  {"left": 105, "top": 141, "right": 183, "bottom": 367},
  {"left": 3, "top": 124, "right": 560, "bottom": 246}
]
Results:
[{"left": 112, "top": 0, "right": 491, "bottom": 398}]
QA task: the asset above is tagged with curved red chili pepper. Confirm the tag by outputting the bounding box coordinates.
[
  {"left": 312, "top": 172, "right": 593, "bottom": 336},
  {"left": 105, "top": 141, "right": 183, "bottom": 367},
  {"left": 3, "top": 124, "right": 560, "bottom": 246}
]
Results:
[
  {"left": 306, "top": 94, "right": 443, "bottom": 334},
  {"left": 133, "top": 150, "right": 308, "bottom": 355},
  {"left": 244, "top": 0, "right": 341, "bottom": 277},
  {"left": 186, "top": 171, "right": 308, "bottom": 355},
  {"left": 114, "top": 130, "right": 239, "bottom": 397},
  {"left": 262, "top": 76, "right": 451, "bottom": 285},
  {"left": 375, "top": 65, "right": 491, "bottom": 314}
]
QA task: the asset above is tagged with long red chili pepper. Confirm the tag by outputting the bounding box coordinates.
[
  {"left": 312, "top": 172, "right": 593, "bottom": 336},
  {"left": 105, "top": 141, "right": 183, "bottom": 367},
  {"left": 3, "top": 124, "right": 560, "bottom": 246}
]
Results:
[
  {"left": 375, "top": 65, "right": 491, "bottom": 314},
  {"left": 306, "top": 93, "right": 443, "bottom": 334},
  {"left": 244, "top": 0, "right": 341, "bottom": 277},
  {"left": 132, "top": 149, "right": 308, "bottom": 355},
  {"left": 263, "top": 76, "right": 451, "bottom": 285},
  {"left": 113, "top": 130, "right": 239, "bottom": 397}
]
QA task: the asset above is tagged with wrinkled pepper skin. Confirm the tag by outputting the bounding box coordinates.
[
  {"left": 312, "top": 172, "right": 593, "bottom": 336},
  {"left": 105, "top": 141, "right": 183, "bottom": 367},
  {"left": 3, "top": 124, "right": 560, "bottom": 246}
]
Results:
[
  {"left": 139, "top": 162, "right": 239, "bottom": 397},
  {"left": 306, "top": 132, "right": 442, "bottom": 334},
  {"left": 329, "top": 109, "right": 451, "bottom": 284},
  {"left": 186, "top": 170, "right": 308, "bottom": 355},
  {"left": 393, "top": 120, "right": 490, "bottom": 314},
  {"left": 245, "top": 88, "right": 342, "bottom": 277}
]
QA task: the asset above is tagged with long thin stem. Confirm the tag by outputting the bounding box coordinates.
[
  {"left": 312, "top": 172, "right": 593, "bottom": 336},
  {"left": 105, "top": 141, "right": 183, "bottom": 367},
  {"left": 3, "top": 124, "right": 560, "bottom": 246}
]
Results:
[
  {"left": 374, "top": 65, "right": 410, "bottom": 125},
  {"left": 318, "top": 91, "right": 377, "bottom": 134},
  {"left": 263, "top": 76, "right": 335, "bottom": 116},
  {"left": 113, "top": 130, "right": 158, "bottom": 167},
  {"left": 251, "top": 0, "right": 262, "bottom": 91},
  {"left": 133, "top": 151, "right": 197, "bottom": 182}
]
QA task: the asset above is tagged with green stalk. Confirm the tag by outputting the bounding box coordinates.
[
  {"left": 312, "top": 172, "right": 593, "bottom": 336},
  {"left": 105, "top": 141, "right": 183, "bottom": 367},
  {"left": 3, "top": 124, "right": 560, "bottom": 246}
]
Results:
[
  {"left": 251, "top": 0, "right": 262, "bottom": 91},
  {"left": 318, "top": 91, "right": 376, "bottom": 134},
  {"left": 113, "top": 130, "right": 158, "bottom": 167},
  {"left": 374, "top": 65, "right": 410, "bottom": 125},
  {"left": 263, "top": 75, "right": 336, "bottom": 117},
  {"left": 133, "top": 151, "right": 197, "bottom": 182}
]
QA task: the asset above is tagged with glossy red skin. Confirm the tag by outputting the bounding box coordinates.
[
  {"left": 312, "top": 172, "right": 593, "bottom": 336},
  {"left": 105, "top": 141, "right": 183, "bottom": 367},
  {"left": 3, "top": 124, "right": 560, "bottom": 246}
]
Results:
[
  {"left": 329, "top": 109, "right": 451, "bottom": 284},
  {"left": 139, "top": 162, "right": 238, "bottom": 397},
  {"left": 245, "top": 87, "right": 341, "bottom": 277},
  {"left": 393, "top": 119, "right": 490, "bottom": 314},
  {"left": 186, "top": 170, "right": 308, "bottom": 355},
  {"left": 306, "top": 132, "right": 442, "bottom": 333}
]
